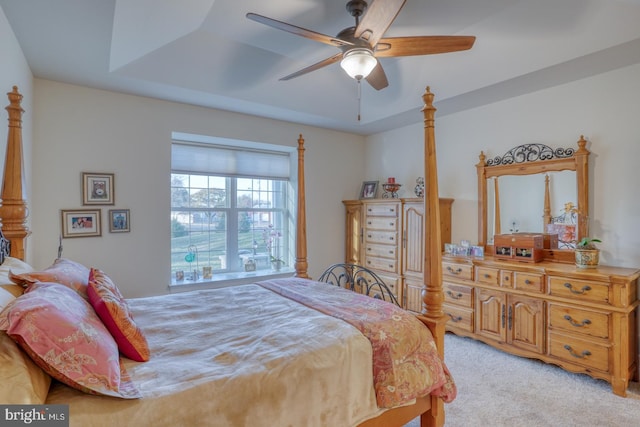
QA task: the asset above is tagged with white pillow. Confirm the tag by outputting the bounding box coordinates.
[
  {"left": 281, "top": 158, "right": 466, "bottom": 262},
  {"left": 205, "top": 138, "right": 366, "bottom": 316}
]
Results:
[{"left": 0, "top": 257, "right": 34, "bottom": 284}]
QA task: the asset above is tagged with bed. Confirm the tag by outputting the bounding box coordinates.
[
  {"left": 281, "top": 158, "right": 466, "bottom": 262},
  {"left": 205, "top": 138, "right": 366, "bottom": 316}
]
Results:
[{"left": 0, "top": 85, "right": 453, "bottom": 427}]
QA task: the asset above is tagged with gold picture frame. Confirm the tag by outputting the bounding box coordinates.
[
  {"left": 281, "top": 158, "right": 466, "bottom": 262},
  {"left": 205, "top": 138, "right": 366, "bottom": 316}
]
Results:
[
  {"left": 61, "top": 209, "right": 102, "bottom": 238},
  {"left": 82, "top": 172, "right": 114, "bottom": 205}
]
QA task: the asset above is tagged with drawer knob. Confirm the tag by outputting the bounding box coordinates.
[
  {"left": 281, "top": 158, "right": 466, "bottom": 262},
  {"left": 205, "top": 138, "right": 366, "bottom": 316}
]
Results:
[
  {"left": 484, "top": 273, "right": 490, "bottom": 279},
  {"left": 447, "top": 290, "right": 464, "bottom": 300},
  {"left": 563, "top": 282, "right": 592, "bottom": 295},
  {"left": 447, "top": 266, "right": 462, "bottom": 274},
  {"left": 563, "top": 344, "right": 592, "bottom": 359},
  {"left": 525, "top": 279, "right": 532, "bottom": 285},
  {"left": 563, "top": 315, "right": 592, "bottom": 328},
  {"left": 446, "top": 313, "right": 463, "bottom": 323}
]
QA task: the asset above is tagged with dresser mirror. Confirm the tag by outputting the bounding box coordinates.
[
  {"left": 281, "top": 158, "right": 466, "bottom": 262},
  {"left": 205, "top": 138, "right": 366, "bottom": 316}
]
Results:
[{"left": 477, "top": 136, "right": 590, "bottom": 261}]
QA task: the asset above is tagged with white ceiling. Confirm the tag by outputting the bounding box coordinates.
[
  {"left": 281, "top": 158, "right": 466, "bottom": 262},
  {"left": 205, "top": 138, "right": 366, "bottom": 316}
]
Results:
[{"left": 3, "top": 0, "right": 640, "bottom": 135}]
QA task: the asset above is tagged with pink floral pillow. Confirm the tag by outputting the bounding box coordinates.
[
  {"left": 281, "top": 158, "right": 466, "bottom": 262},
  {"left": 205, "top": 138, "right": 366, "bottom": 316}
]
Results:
[
  {"left": 9, "top": 258, "right": 90, "bottom": 299},
  {"left": 1, "top": 282, "right": 140, "bottom": 398},
  {"left": 87, "top": 269, "right": 150, "bottom": 362}
]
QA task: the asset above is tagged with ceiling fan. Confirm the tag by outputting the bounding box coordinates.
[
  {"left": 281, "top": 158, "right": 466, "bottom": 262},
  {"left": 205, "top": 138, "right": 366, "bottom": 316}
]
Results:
[{"left": 247, "top": 0, "right": 476, "bottom": 90}]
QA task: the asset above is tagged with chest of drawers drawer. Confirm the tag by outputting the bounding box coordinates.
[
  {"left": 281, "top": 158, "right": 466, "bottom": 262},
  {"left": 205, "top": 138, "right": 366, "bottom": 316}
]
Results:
[
  {"left": 365, "top": 256, "right": 398, "bottom": 274},
  {"left": 365, "top": 243, "right": 397, "bottom": 259},
  {"left": 365, "top": 203, "right": 398, "bottom": 217},
  {"left": 549, "top": 277, "right": 609, "bottom": 304},
  {"left": 443, "top": 282, "right": 473, "bottom": 307},
  {"left": 514, "top": 272, "right": 545, "bottom": 293},
  {"left": 365, "top": 230, "right": 397, "bottom": 245},
  {"left": 364, "top": 216, "right": 397, "bottom": 231},
  {"left": 548, "top": 303, "right": 610, "bottom": 339},
  {"left": 476, "top": 266, "right": 499, "bottom": 286},
  {"left": 548, "top": 331, "right": 610, "bottom": 373},
  {"left": 442, "top": 262, "right": 473, "bottom": 280},
  {"left": 443, "top": 304, "right": 474, "bottom": 333}
]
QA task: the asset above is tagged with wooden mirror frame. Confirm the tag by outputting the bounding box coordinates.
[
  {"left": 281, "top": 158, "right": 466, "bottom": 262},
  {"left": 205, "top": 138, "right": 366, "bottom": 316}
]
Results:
[{"left": 476, "top": 136, "right": 590, "bottom": 262}]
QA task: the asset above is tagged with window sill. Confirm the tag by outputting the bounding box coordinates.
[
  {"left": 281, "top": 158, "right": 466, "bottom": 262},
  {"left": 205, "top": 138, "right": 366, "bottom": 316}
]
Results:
[{"left": 168, "top": 268, "right": 296, "bottom": 293}]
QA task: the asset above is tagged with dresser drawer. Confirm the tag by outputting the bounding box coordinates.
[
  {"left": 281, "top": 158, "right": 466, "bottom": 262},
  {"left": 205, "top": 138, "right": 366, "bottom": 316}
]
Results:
[
  {"left": 365, "top": 216, "right": 398, "bottom": 231},
  {"left": 365, "top": 256, "right": 398, "bottom": 273},
  {"left": 548, "top": 332, "right": 610, "bottom": 373},
  {"left": 548, "top": 277, "right": 609, "bottom": 304},
  {"left": 365, "top": 203, "right": 398, "bottom": 217},
  {"left": 442, "top": 262, "right": 473, "bottom": 280},
  {"left": 443, "top": 282, "right": 473, "bottom": 308},
  {"left": 364, "top": 273, "right": 399, "bottom": 299},
  {"left": 365, "top": 243, "right": 397, "bottom": 259},
  {"left": 443, "top": 304, "right": 474, "bottom": 333},
  {"left": 365, "top": 230, "right": 397, "bottom": 245},
  {"left": 548, "top": 303, "right": 610, "bottom": 339},
  {"left": 514, "top": 272, "right": 545, "bottom": 293},
  {"left": 475, "top": 266, "right": 500, "bottom": 286}
]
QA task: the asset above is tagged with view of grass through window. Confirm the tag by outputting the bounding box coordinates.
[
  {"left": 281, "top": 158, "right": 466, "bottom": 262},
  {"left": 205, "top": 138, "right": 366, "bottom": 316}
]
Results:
[{"left": 171, "top": 173, "right": 288, "bottom": 282}]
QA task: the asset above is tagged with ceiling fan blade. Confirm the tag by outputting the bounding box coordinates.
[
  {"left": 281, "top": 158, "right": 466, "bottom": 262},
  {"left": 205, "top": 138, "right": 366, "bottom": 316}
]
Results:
[
  {"left": 247, "top": 13, "right": 353, "bottom": 48},
  {"left": 279, "top": 52, "right": 343, "bottom": 81},
  {"left": 375, "top": 36, "right": 476, "bottom": 57},
  {"left": 354, "top": 0, "right": 406, "bottom": 47},
  {"left": 365, "top": 62, "right": 389, "bottom": 91}
]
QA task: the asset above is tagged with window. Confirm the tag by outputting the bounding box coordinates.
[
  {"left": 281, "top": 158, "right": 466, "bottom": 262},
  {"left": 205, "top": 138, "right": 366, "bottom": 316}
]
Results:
[{"left": 171, "top": 136, "right": 294, "bottom": 284}]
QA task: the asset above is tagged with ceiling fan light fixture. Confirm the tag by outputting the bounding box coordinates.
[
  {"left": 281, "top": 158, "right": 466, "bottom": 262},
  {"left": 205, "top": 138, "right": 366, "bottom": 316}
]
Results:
[{"left": 340, "top": 48, "right": 377, "bottom": 80}]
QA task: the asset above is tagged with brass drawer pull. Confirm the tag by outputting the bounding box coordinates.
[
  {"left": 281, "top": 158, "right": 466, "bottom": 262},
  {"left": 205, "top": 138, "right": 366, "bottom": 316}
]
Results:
[
  {"left": 447, "top": 266, "right": 462, "bottom": 274},
  {"left": 446, "top": 313, "right": 463, "bottom": 323},
  {"left": 563, "top": 315, "right": 592, "bottom": 328},
  {"left": 563, "top": 344, "right": 591, "bottom": 359},
  {"left": 446, "top": 291, "right": 463, "bottom": 300},
  {"left": 563, "top": 282, "right": 591, "bottom": 294}
]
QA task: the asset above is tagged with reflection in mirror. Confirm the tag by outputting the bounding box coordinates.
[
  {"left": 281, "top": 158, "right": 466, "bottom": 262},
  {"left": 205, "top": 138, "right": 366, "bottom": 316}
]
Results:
[{"left": 486, "top": 171, "right": 577, "bottom": 245}]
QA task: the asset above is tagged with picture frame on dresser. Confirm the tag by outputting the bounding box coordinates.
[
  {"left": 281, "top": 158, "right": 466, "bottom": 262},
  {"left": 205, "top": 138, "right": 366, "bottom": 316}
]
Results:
[{"left": 360, "top": 181, "right": 378, "bottom": 199}]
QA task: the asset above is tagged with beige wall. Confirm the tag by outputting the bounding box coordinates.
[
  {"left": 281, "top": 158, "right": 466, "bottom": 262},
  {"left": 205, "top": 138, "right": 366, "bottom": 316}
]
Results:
[
  {"left": 30, "top": 80, "right": 365, "bottom": 297},
  {"left": 365, "top": 64, "right": 640, "bottom": 270}
]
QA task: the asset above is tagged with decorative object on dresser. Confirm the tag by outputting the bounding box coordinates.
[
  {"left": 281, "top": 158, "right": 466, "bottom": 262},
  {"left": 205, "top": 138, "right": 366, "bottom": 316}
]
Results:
[
  {"left": 575, "top": 237, "right": 601, "bottom": 268},
  {"left": 493, "top": 233, "right": 543, "bottom": 263},
  {"left": 343, "top": 197, "right": 453, "bottom": 313},
  {"left": 445, "top": 135, "right": 639, "bottom": 397},
  {"left": 382, "top": 177, "right": 402, "bottom": 198},
  {"left": 414, "top": 177, "right": 425, "bottom": 198}
]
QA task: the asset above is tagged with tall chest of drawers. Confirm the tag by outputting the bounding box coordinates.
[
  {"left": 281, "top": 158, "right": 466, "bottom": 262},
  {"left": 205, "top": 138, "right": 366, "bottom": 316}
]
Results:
[{"left": 442, "top": 254, "right": 639, "bottom": 397}]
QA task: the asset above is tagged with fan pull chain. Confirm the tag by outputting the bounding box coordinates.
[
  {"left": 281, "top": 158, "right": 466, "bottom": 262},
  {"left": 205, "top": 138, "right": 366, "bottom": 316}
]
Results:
[{"left": 357, "top": 78, "right": 362, "bottom": 122}]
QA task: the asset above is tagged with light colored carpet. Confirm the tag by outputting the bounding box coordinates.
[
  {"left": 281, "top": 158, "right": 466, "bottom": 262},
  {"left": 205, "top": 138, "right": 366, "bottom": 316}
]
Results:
[{"left": 406, "top": 333, "right": 640, "bottom": 427}]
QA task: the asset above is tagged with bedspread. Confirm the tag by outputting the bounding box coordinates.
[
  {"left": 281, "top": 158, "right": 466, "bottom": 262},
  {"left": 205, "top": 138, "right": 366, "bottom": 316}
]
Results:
[
  {"left": 46, "top": 284, "right": 384, "bottom": 427},
  {"left": 258, "top": 278, "right": 457, "bottom": 407}
]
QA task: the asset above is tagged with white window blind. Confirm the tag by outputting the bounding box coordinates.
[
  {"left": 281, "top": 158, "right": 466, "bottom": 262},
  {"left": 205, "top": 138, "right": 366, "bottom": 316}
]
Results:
[{"left": 171, "top": 142, "right": 290, "bottom": 179}]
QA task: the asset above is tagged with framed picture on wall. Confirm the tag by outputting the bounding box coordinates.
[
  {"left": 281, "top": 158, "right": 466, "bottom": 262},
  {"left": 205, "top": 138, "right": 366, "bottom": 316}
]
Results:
[
  {"left": 82, "top": 172, "right": 114, "bottom": 205},
  {"left": 359, "top": 181, "right": 379, "bottom": 199},
  {"left": 108, "top": 209, "right": 130, "bottom": 233},
  {"left": 61, "top": 209, "right": 102, "bottom": 238}
]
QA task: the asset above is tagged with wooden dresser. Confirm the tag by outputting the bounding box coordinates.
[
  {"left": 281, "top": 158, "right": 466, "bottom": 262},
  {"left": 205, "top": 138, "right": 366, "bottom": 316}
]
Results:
[
  {"left": 442, "top": 254, "right": 639, "bottom": 396},
  {"left": 343, "top": 198, "right": 453, "bottom": 312}
]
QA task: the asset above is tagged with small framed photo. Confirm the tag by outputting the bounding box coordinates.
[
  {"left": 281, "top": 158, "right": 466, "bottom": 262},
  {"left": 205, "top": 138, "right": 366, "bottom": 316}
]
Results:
[
  {"left": 360, "top": 181, "right": 379, "bottom": 199},
  {"left": 471, "top": 245, "right": 485, "bottom": 257},
  {"left": 82, "top": 172, "right": 114, "bottom": 205},
  {"left": 108, "top": 209, "right": 130, "bottom": 233},
  {"left": 61, "top": 209, "right": 101, "bottom": 238}
]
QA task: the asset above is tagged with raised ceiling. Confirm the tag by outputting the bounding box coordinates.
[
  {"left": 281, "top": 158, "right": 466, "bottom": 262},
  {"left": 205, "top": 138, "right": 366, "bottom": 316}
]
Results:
[{"left": 3, "top": 0, "right": 640, "bottom": 135}]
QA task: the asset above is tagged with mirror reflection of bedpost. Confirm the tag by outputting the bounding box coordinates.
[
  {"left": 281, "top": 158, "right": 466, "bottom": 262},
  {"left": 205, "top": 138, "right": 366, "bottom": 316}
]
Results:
[
  {"left": 476, "top": 151, "right": 488, "bottom": 247},
  {"left": 494, "top": 177, "right": 501, "bottom": 235},
  {"left": 294, "top": 134, "right": 309, "bottom": 279},
  {"left": 0, "top": 86, "right": 30, "bottom": 261},
  {"left": 543, "top": 174, "right": 551, "bottom": 225}
]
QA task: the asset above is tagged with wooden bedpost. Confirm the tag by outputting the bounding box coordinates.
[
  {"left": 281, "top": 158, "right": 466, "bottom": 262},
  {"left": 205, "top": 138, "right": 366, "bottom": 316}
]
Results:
[
  {"left": 0, "top": 86, "right": 30, "bottom": 260},
  {"left": 418, "top": 87, "right": 447, "bottom": 427},
  {"left": 294, "top": 134, "right": 309, "bottom": 278}
]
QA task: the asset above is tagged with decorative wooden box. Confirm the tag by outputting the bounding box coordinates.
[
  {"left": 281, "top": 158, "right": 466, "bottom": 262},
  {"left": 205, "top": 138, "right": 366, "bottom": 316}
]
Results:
[{"left": 494, "top": 233, "right": 544, "bottom": 263}]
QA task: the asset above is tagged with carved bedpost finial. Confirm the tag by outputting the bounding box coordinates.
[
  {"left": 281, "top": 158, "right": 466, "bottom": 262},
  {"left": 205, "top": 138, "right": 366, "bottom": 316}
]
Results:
[{"left": 0, "top": 86, "right": 31, "bottom": 260}]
